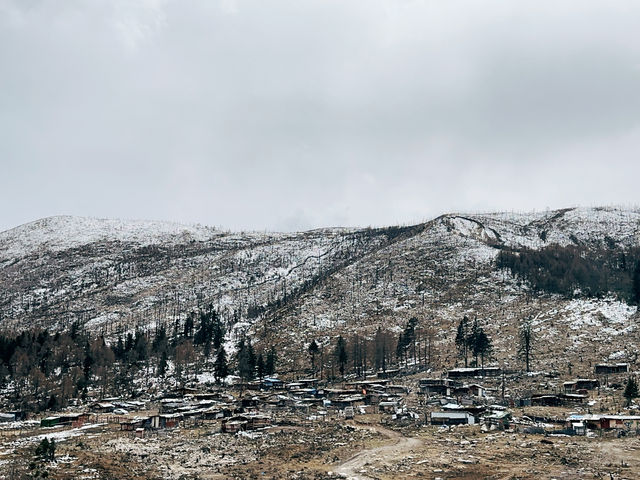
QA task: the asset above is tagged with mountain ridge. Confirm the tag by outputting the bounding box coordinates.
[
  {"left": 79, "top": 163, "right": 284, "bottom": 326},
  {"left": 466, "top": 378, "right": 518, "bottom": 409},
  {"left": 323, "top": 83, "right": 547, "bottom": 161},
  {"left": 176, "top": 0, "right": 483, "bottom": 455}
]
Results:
[{"left": 1, "top": 206, "right": 639, "bottom": 375}]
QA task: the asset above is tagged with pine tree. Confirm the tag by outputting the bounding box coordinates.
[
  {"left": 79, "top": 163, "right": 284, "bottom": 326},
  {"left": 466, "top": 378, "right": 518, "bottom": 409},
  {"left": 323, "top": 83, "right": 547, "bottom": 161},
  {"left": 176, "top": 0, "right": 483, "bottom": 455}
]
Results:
[
  {"left": 265, "top": 346, "right": 277, "bottom": 376},
  {"left": 183, "top": 312, "right": 195, "bottom": 338},
  {"left": 214, "top": 347, "right": 228, "bottom": 384},
  {"left": 396, "top": 333, "right": 405, "bottom": 364},
  {"left": 83, "top": 347, "right": 94, "bottom": 381},
  {"left": 212, "top": 314, "right": 225, "bottom": 350},
  {"left": 468, "top": 319, "right": 481, "bottom": 367},
  {"left": 114, "top": 336, "right": 125, "bottom": 360},
  {"left": 633, "top": 261, "right": 640, "bottom": 305},
  {"left": 256, "top": 353, "right": 265, "bottom": 381},
  {"left": 403, "top": 317, "right": 418, "bottom": 365},
  {"left": 308, "top": 340, "right": 319, "bottom": 375},
  {"left": 125, "top": 332, "right": 134, "bottom": 353},
  {"left": 624, "top": 376, "right": 639, "bottom": 406},
  {"left": 134, "top": 330, "right": 149, "bottom": 363},
  {"left": 157, "top": 351, "right": 168, "bottom": 377},
  {"left": 335, "top": 336, "right": 348, "bottom": 378},
  {"left": 48, "top": 438, "right": 56, "bottom": 461},
  {"left": 374, "top": 327, "right": 386, "bottom": 372},
  {"left": 465, "top": 318, "right": 492, "bottom": 368},
  {"left": 474, "top": 328, "right": 492, "bottom": 368},
  {"left": 35, "top": 437, "right": 55, "bottom": 461},
  {"left": 35, "top": 438, "right": 50, "bottom": 459},
  {"left": 152, "top": 324, "right": 167, "bottom": 354},
  {"left": 455, "top": 316, "right": 470, "bottom": 367},
  {"left": 236, "top": 338, "right": 256, "bottom": 381}
]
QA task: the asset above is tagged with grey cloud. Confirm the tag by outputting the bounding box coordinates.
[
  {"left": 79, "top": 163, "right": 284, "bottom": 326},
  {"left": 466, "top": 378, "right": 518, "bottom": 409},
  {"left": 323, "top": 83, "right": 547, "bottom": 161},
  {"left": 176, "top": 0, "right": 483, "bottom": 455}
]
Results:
[{"left": 1, "top": 0, "right": 639, "bottom": 232}]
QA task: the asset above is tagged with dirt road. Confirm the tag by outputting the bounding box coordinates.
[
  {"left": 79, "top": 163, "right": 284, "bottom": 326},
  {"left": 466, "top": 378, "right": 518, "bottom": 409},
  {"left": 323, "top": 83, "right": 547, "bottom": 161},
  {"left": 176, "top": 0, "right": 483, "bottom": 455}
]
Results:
[{"left": 334, "top": 424, "right": 422, "bottom": 480}]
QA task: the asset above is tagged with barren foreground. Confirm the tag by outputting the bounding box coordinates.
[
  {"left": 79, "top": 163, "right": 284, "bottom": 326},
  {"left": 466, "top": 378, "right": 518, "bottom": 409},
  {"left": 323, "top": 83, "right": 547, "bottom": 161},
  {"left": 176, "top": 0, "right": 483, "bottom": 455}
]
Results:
[{"left": 3, "top": 417, "right": 639, "bottom": 480}]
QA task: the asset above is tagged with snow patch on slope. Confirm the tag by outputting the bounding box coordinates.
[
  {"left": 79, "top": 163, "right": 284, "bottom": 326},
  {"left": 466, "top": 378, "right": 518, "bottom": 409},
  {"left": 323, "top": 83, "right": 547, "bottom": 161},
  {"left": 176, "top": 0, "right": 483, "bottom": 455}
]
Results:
[
  {"left": 561, "top": 297, "right": 637, "bottom": 333},
  {"left": 0, "top": 216, "right": 220, "bottom": 261},
  {"left": 474, "top": 206, "right": 640, "bottom": 249}
]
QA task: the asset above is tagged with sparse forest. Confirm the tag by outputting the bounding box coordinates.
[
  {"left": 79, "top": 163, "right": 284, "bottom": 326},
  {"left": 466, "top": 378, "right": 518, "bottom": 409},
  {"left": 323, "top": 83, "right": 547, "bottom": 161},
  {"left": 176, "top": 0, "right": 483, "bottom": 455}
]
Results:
[
  {"left": 0, "top": 305, "right": 278, "bottom": 412},
  {"left": 0, "top": 308, "right": 442, "bottom": 413}
]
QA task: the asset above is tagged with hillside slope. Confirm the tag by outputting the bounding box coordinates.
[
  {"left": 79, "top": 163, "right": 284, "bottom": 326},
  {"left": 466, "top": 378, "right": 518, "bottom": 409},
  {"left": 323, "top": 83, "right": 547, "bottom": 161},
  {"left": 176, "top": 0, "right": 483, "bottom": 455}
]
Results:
[{"left": 1, "top": 207, "right": 639, "bottom": 376}]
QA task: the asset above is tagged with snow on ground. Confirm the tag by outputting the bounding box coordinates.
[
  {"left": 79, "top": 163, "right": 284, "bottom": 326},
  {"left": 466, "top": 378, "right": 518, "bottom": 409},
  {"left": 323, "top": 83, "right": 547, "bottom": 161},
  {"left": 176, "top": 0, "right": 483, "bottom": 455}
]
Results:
[
  {"left": 446, "top": 216, "right": 500, "bottom": 244},
  {"left": 473, "top": 206, "right": 640, "bottom": 249},
  {"left": 32, "top": 424, "right": 107, "bottom": 444},
  {"left": 560, "top": 297, "right": 637, "bottom": 332},
  {"left": 0, "top": 423, "right": 108, "bottom": 456},
  {"left": 0, "top": 216, "right": 220, "bottom": 261}
]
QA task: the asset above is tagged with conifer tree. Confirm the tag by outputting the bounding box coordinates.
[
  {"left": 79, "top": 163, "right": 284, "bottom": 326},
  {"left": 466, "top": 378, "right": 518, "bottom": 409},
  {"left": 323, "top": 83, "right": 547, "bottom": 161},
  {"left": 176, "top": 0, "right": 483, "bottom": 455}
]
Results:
[
  {"left": 256, "top": 353, "right": 265, "bottom": 381},
  {"left": 374, "top": 327, "right": 387, "bottom": 372},
  {"left": 308, "top": 340, "right": 319, "bottom": 375},
  {"left": 335, "top": 336, "right": 348, "bottom": 378},
  {"left": 212, "top": 314, "right": 225, "bottom": 350},
  {"left": 157, "top": 351, "right": 168, "bottom": 377},
  {"left": 396, "top": 333, "right": 405, "bottom": 364},
  {"left": 265, "top": 346, "right": 277, "bottom": 376},
  {"left": 455, "top": 316, "right": 470, "bottom": 367},
  {"left": 214, "top": 347, "right": 228, "bottom": 384},
  {"left": 48, "top": 438, "right": 56, "bottom": 461},
  {"left": 468, "top": 319, "right": 492, "bottom": 368},
  {"left": 236, "top": 338, "right": 256, "bottom": 381},
  {"left": 624, "top": 376, "right": 639, "bottom": 406},
  {"left": 633, "top": 261, "right": 640, "bottom": 305}
]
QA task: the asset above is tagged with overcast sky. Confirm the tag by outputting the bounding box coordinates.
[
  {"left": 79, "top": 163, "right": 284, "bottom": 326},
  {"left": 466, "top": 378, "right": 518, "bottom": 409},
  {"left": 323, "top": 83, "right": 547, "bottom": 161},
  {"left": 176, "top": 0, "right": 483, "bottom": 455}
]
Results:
[{"left": 1, "top": 0, "right": 639, "bottom": 232}]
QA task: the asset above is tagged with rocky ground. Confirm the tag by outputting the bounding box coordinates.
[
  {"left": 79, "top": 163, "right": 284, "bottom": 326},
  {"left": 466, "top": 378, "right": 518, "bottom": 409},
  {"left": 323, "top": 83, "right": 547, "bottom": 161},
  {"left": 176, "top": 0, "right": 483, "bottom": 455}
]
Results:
[{"left": 3, "top": 413, "right": 640, "bottom": 480}]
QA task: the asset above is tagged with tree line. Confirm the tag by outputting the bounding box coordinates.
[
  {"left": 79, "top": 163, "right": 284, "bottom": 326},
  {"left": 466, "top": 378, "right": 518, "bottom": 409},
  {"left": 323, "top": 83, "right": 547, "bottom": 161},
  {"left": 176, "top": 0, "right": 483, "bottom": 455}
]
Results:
[
  {"left": 305, "top": 317, "right": 437, "bottom": 381},
  {"left": 0, "top": 305, "right": 279, "bottom": 412},
  {"left": 497, "top": 245, "right": 640, "bottom": 304}
]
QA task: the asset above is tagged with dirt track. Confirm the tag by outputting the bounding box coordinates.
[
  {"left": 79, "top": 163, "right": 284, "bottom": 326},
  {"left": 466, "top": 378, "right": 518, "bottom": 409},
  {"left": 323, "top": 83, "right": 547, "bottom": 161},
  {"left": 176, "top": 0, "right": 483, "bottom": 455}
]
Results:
[{"left": 335, "top": 424, "right": 421, "bottom": 480}]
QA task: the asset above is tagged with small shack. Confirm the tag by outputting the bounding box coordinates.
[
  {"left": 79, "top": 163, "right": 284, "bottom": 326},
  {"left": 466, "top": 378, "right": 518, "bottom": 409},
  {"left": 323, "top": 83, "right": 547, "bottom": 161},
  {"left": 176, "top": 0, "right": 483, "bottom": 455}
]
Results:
[
  {"left": 447, "top": 367, "right": 501, "bottom": 378},
  {"left": 419, "top": 378, "right": 460, "bottom": 396},
  {"left": 150, "top": 413, "right": 182, "bottom": 429},
  {"left": 531, "top": 393, "right": 586, "bottom": 406},
  {"left": 484, "top": 410, "right": 511, "bottom": 430},
  {"left": 41, "top": 416, "right": 61, "bottom": 428},
  {"left": 222, "top": 415, "right": 249, "bottom": 433},
  {"left": 261, "top": 377, "right": 285, "bottom": 390},
  {"left": 431, "top": 411, "right": 475, "bottom": 426},
  {"left": 120, "top": 417, "right": 147, "bottom": 431},
  {"left": 595, "top": 363, "right": 629, "bottom": 375},
  {"left": 564, "top": 379, "right": 599, "bottom": 392},
  {"left": 0, "top": 411, "right": 25, "bottom": 423},
  {"left": 92, "top": 402, "right": 115, "bottom": 413}
]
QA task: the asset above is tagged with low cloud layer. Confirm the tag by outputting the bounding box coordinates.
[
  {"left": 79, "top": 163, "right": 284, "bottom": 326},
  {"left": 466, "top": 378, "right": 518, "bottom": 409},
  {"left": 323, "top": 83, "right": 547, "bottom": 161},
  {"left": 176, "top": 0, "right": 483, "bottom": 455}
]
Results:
[{"left": 2, "top": 0, "right": 639, "bottom": 231}]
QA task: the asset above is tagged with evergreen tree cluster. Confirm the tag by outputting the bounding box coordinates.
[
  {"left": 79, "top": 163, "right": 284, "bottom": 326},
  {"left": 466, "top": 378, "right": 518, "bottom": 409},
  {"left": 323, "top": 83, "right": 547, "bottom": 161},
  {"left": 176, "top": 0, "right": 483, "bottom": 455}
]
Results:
[
  {"left": 326, "top": 319, "right": 435, "bottom": 381},
  {"left": 396, "top": 317, "right": 418, "bottom": 367},
  {"left": 624, "top": 376, "right": 639, "bottom": 406},
  {"left": 518, "top": 320, "right": 534, "bottom": 373},
  {"left": 35, "top": 438, "right": 56, "bottom": 461},
  {"left": 455, "top": 316, "right": 493, "bottom": 368},
  {"left": 235, "top": 338, "right": 276, "bottom": 382},
  {"left": 497, "top": 245, "right": 640, "bottom": 303},
  {"left": 0, "top": 326, "right": 115, "bottom": 411},
  {"left": 0, "top": 305, "right": 279, "bottom": 411}
]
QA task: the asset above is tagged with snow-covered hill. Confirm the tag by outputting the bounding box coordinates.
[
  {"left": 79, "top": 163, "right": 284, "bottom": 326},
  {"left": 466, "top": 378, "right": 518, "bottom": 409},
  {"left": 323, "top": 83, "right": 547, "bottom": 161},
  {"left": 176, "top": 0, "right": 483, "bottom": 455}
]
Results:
[
  {"left": 1, "top": 207, "right": 639, "bottom": 376},
  {"left": 0, "top": 216, "right": 220, "bottom": 261}
]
